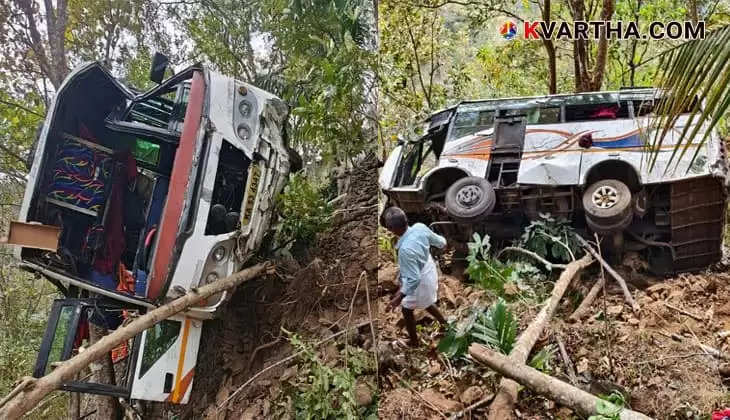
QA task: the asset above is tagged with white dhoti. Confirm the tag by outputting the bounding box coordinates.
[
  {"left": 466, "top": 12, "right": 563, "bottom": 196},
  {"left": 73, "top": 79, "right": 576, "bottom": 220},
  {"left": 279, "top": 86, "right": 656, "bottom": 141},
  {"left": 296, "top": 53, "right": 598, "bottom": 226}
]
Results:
[{"left": 401, "top": 255, "right": 438, "bottom": 310}]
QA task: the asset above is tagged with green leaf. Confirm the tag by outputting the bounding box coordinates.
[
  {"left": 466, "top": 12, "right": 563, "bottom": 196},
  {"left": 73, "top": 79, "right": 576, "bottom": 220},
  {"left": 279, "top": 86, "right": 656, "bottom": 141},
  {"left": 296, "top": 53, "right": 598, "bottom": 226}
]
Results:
[{"left": 471, "top": 299, "right": 517, "bottom": 355}]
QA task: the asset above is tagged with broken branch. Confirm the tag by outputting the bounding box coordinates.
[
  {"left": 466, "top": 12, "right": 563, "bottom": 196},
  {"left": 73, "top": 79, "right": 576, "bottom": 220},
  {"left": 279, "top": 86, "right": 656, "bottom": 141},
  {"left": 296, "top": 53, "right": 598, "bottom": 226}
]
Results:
[
  {"left": 575, "top": 234, "right": 640, "bottom": 313},
  {"left": 569, "top": 273, "right": 605, "bottom": 322},
  {"left": 469, "top": 344, "right": 654, "bottom": 420},
  {"left": 663, "top": 302, "right": 705, "bottom": 321},
  {"left": 659, "top": 330, "right": 730, "bottom": 361},
  {"left": 485, "top": 254, "right": 594, "bottom": 420},
  {"left": 247, "top": 338, "right": 281, "bottom": 372},
  {"left": 556, "top": 333, "right": 578, "bottom": 386},
  {"left": 0, "top": 262, "right": 273, "bottom": 420},
  {"left": 0, "top": 377, "right": 36, "bottom": 410},
  {"left": 495, "top": 246, "right": 567, "bottom": 270},
  {"left": 449, "top": 393, "right": 494, "bottom": 419}
]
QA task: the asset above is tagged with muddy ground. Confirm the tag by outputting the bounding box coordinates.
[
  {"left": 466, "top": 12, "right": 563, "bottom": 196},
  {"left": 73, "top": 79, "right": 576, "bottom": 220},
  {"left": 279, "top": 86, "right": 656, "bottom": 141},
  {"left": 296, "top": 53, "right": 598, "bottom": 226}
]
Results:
[{"left": 377, "top": 252, "right": 730, "bottom": 419}]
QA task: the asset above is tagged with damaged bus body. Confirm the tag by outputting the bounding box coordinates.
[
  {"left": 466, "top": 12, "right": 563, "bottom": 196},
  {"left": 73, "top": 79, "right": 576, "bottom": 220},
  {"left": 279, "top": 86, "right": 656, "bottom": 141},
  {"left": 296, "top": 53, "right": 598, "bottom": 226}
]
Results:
[
  {"left": 380, "top": 89, "right": 728, "bottom": 275},
  {"left": 9, "top": 61, "right": 295, "bottom": 403}
]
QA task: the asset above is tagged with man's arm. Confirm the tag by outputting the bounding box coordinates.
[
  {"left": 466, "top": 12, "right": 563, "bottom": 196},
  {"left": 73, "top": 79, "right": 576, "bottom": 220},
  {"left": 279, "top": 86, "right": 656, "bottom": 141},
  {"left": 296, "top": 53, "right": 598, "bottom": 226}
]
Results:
[{"left": 428, "top": 229, "right": 447, "bottom": 249}]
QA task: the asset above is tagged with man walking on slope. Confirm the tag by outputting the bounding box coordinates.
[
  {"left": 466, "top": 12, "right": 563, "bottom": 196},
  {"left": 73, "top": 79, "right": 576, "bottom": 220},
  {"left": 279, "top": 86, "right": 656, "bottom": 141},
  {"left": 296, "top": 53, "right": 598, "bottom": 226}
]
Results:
[{"left": 382, "top": 206, "right": 448, "bottom": 347}]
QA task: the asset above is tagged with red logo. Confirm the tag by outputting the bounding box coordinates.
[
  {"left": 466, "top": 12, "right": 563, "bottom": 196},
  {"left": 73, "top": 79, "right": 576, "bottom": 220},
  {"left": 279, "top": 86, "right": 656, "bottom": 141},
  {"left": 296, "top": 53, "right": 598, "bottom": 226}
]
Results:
[{"left": 524, "top": 22, "right": 541, "bottom": 39}]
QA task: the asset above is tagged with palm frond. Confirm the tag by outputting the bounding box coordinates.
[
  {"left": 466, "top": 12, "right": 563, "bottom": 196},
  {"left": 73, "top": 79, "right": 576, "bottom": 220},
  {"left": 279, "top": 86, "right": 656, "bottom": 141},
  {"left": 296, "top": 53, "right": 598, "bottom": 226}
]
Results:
[
  {"left": 471, "top": 298, "right": 517, "bottom": 355},
  {"left": 650, "top": 25, "right": 730, "bottom": 172}
]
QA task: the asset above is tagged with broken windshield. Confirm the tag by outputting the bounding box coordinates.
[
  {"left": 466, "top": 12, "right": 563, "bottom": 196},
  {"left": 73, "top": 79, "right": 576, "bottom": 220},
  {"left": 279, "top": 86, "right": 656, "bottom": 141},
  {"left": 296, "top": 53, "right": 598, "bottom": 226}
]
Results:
[{"left": 126, "top": 74, "right": 192, "bottom": 134}]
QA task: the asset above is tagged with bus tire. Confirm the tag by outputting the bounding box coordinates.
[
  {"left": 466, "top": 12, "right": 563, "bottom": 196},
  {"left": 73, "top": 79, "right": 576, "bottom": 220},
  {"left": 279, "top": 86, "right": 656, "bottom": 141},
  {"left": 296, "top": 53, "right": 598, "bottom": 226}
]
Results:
[
  {"left": 583, "top": 179, "right": 632, "bottom": 229},
  {"left": 445, "top": 177, "right": 496, "bottom": 223}
]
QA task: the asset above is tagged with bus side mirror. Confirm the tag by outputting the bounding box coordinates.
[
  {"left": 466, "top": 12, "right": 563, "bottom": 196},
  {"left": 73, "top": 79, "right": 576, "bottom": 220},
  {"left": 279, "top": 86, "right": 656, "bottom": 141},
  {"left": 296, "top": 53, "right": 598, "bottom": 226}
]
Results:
[{"left": 149, "top": 52, "right": 170, "bottom": 84}]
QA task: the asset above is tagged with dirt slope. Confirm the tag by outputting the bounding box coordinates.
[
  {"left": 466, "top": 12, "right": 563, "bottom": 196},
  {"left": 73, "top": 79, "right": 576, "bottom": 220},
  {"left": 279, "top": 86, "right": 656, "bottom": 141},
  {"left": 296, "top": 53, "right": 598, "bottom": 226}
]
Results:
[
  {"left": 377, "top": 254, "right": 730, "bottom": 419},
  {"left": 155, "top": 154, "right": 379, "bottom": 419}
]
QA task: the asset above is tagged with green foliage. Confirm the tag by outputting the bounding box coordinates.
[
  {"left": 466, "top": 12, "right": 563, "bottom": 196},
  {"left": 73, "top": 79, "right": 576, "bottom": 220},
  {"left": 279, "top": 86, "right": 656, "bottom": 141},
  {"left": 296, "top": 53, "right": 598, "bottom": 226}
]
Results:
[
  {"left": 471, "top": 298, "right": 518, "bottom": 355},
  {"left": 588, "top": 391, "right": 626, "bottom": 420},
  {"left": 284, "top": 333, "right": 376, "bottom": 420},
  {"left": 265, "top": 0, "right": 376, "bottom": 164},
  {"left": 519, "top": 214, "right": 581, "bottom": 263},
  {"left": 528, "top": 345, "right": 556, "bottom": 373},
  {"left": 277, "top": 174, "right": 332, "bottom": 245},
  {"left": 466, "top": 233, "right": 515, "bottom": 293},
  {"left": 438, "top": 306, "right": 483, "bottom": 359},
  {"left": 511, "top": 261, "right": 546, "bottom": 284},
  {"left": 438, "top": 299, "right": 518, "bottom": 358},
  {"left": 377, "top": 227, "right": 397, "bottom": 262},
  {"left": 0, "top": 90, "right": 44, "bottom": 181}
]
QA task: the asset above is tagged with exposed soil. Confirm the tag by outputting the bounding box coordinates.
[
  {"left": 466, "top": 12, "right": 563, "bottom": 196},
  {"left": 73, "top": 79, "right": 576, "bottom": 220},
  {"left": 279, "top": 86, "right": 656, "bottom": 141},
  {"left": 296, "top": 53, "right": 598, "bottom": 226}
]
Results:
[
  {"left": 153, "top": 153, "right": 379, "bottom": 419},
  {"left": 377, "top": 251, "right": 730, "bottom": 420}
]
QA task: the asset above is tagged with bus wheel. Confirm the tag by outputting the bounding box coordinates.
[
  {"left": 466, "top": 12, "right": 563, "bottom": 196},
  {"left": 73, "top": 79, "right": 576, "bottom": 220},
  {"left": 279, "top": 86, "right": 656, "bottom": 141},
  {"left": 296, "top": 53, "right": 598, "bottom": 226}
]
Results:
[
  {"left": 445, "top": 177, "right": 496, "bottom": 223},
  {"left": 583, "top": 179, "right": 632, "bottom": 233}
]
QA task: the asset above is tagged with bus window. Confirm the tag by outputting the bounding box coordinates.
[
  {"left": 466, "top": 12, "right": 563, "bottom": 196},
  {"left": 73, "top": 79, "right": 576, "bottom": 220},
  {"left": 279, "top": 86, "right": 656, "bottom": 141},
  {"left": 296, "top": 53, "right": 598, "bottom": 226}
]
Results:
[
  {"left": 450, "top": 110, "right": 495, "bottom": 140},
  {"left": 532, "top": 107, "right": 561, "bottom": 124},
  {"left": 565, "top": 102, "right": 630, "bottom": 122}
]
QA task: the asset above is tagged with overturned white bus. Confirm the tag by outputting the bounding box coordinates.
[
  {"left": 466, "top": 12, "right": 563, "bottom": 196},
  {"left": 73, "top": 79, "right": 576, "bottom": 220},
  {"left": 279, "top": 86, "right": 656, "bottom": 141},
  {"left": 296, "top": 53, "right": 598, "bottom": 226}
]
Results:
[
  {"left": 380, "top": 89, "right": 728, "bottom": 274},
  {"left": 8, "top": 57, "right": 297, "bottom": 403}
]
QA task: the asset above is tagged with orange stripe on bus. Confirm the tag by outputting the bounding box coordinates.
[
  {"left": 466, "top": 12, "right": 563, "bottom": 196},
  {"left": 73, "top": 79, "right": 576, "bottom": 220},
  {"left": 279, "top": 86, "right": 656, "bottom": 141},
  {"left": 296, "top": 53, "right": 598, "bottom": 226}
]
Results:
[{"left": 171, "top": 318, "right": 191, "bottom": 403}]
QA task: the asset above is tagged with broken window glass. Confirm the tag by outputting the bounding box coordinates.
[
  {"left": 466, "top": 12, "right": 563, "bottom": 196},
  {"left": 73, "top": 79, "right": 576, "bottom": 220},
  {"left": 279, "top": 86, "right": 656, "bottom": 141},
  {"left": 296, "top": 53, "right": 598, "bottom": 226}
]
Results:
[{"left": 205, "top": 141, "right": 250, "bottom": 235}]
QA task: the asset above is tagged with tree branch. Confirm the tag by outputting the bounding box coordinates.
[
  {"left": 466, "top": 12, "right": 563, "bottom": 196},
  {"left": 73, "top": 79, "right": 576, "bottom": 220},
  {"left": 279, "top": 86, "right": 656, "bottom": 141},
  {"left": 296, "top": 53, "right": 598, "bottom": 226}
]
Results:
[{"left": 0, "top": 98, "right": 44, "bottom": 117}]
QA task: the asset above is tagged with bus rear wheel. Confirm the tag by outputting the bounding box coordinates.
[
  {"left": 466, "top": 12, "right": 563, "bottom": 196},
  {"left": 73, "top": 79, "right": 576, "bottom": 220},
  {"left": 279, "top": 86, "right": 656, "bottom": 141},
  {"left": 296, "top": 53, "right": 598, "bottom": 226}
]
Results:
[{"left": 583, "top": 179, "right": 633, "bottom": 233}]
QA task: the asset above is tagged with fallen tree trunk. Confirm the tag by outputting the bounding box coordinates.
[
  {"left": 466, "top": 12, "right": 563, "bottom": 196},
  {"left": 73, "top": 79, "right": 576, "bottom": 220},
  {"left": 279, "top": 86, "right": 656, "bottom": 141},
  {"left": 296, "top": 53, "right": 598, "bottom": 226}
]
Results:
[
  {"left": 485, "top": 254, "right": 593, "bottom": 420},
  {"left": 0, "top": 262, "right": 273, "bottom": 420},
  {"left": 469, "top": 345, "right": 653, "bottom": 420},
  {"left": 575, "top": 234, "right": 639, "bottom": 313}
]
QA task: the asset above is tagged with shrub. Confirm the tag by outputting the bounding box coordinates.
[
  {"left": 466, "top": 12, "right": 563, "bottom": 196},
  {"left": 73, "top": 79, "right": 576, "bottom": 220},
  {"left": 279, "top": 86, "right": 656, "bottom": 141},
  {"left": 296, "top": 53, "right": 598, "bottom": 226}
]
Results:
[
  {"left": 519, "top": 213, "right": 581, "bottom": 263},
  {"left": 465, "top": 233, "right": 515, "bottom": 293},
  {"left": 277, "top": 174, "right": 332, "bottom": 245},
  {"left": 377, "top": 227, "right": 397, "bottom": 262},
  {"left": 438, "top": 298, "right": 517, "bottom": 359},
  {"left": 282, "top": 333, "right": 376, "bottom": 420}
]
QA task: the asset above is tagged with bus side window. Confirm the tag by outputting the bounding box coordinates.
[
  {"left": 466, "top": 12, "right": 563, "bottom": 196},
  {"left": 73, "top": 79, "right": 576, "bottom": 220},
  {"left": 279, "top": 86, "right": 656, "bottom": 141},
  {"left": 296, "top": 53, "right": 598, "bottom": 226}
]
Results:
[{"left": 565, "top": 102, "right": 630, "bottom": 122}]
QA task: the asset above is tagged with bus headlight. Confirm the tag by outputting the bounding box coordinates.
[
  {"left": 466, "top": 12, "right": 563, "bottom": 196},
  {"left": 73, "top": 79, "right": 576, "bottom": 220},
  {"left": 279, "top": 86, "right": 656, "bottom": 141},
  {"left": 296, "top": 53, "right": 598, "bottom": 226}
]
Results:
[
  {"left": 238, "top": 100, "right": 252, "bottom": 117},
  {"left": 237, "top": 124, "right": 251, "bottom": 141},
  {"left": 212, "top": 246, "right": 226, "bottom": 262}
]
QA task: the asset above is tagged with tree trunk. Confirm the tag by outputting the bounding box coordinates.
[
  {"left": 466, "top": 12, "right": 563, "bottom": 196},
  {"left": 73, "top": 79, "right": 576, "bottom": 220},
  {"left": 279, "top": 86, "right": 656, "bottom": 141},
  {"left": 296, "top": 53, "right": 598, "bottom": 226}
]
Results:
[
  {"left": 86, "top": 323, "right": 119, "bottom": 420},
  {"left": 0, "top": 262, "right": 272, "bottom": 420},
  {"left": 470, "top": 345, "right": 654, "bottom": 420},
  {"left": 589, "top": 0, "right": 616, "bottom": 91},
  {"left": 485, "top": 254, "right": 593, "bottom": 420},
  {"left": 15, "top": 0, "right": 70, "bottom": 89},
  {"left": 540, "top": 0, "right": 557, "bottom": 94},
  {"left": 688, "top": 0, "right": 699, "bottom": 23}
]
